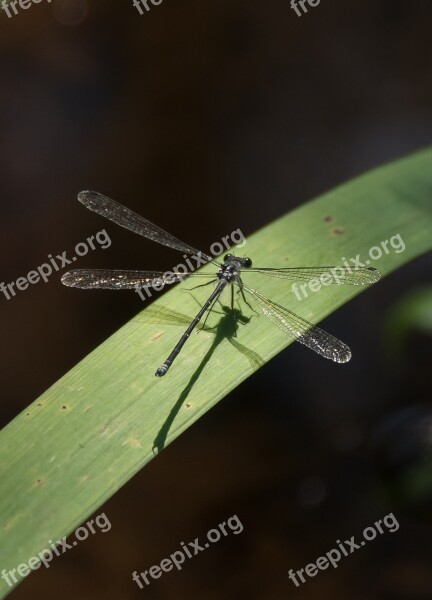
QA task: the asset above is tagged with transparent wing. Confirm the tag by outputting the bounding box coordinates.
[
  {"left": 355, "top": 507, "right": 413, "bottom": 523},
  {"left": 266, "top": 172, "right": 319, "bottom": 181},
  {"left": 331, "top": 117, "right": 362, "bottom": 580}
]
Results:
[
  {"left": 78, "top": 191, "right": 212, "bottom": 260},
  {"left": 240, "top": 282, "right": 351, "bottom": 363},
  {"left": 61, "top": 269, "right": 215, "bottom": 290},
  {"left": 246, "top": 266, "right": 380, "bottom": 285}
]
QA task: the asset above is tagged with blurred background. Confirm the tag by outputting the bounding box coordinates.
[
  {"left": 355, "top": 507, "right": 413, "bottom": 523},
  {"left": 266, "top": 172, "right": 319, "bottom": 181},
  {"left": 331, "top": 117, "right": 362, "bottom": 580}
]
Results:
[{"left": 1, "top": 0, "right": 431, "bottom": 598}]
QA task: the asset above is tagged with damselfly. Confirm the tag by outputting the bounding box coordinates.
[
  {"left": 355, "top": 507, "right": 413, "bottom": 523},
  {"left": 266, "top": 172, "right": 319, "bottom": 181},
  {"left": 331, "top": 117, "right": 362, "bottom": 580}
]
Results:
[{"left": 62, "top": 191, "right": 381, "bottom": 376}]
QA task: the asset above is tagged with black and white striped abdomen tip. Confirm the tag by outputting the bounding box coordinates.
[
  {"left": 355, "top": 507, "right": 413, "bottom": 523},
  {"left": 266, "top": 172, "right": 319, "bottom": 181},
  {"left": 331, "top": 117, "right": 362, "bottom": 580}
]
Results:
[{"left": 155, "top": 364, "right": 169, "bottom": 377}]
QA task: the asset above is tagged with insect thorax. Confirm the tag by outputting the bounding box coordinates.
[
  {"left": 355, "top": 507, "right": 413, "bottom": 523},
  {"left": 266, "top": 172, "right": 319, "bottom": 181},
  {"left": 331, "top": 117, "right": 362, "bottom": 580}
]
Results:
[{"left": 218, "top": 255, "right": 251, "bottom": 282}]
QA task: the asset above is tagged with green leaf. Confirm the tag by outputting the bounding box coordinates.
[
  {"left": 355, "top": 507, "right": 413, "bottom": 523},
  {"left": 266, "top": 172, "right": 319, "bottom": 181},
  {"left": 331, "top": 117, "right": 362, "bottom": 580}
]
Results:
[{"left": 1, "top": 148, "right": 431, "bottom": 597}]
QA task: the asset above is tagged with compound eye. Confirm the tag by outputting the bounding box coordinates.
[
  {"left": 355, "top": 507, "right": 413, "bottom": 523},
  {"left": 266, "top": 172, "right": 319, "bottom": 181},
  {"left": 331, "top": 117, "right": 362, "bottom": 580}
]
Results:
[
  {"left": 224, "top": 253, "right": 233, "bottom": 261},
  {"left": 244, "top": 257, "right": 252, "bottom": 268}
]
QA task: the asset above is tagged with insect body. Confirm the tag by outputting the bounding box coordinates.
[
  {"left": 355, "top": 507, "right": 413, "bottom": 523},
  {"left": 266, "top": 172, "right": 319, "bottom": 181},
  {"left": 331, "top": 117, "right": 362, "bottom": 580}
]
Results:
[{"left": 62, "top": 191, "right": 381, "bottom": 376}]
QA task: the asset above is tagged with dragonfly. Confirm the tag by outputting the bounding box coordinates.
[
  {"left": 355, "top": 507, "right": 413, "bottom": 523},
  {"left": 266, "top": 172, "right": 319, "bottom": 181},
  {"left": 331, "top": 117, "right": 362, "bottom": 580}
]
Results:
[{"left": 62, "top": 191, "right": 381, "bottom": 376}]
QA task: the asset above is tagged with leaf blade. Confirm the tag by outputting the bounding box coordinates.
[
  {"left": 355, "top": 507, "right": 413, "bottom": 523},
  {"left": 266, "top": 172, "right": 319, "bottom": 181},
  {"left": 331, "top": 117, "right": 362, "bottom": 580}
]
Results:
[{"left": 1, "top": 147, "right": 432, "bottom": 597}]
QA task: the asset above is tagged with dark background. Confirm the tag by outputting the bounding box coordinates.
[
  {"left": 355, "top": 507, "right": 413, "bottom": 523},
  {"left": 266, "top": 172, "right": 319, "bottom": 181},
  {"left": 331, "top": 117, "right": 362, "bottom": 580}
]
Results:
[{"left": 1, "top": 0, "right": 431, "bottom": 598}]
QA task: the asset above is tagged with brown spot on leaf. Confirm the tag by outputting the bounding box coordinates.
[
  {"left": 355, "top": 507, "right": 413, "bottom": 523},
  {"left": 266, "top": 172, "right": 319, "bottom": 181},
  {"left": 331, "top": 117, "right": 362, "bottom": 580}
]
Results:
[
  {"left": 332, "top": 227, "right": 345, "bottom": 236},
  {"left": 36, "top": 478, "right": 45, "bottom": 487},
  {"left": 324, "top": 215, "right": 333, "bottom": 223},
  {"left": 124, "top": 437, "right": 142, "bottom": 449},
  {"left": 151, "top": 331, "right": 164, "bottom": 342},
  {"left": 61, "top": 405, "right": 67, "bottom": 411}
]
